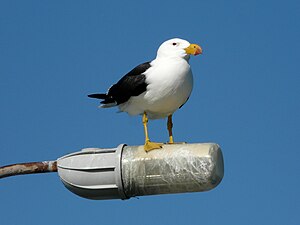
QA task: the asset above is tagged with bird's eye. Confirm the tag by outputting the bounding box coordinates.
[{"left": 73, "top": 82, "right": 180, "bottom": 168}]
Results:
[{"left": 172, "top": 42, "right": 177, "bottom": 46}]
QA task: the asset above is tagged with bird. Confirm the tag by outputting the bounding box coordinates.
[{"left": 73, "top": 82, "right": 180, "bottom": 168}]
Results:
[{"left": 88, "top": 38, "right": 202, "bottom": 151}]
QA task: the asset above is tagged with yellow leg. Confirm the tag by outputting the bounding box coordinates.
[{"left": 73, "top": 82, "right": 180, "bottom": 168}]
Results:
[
  {"left": 167, "top": 115, "right": 174, "bottom": 144},
  {"left": 143, "top": 112, "right": 163, "bottom": 152}
]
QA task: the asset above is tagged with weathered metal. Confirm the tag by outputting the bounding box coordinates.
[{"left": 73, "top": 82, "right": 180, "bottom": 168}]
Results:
[{"left": 0, "top": 161, "right": 57, "bottom": 179}]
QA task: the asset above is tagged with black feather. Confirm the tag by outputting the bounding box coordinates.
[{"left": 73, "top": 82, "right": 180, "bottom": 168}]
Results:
[
  {"left": 87, "top": 94, "right": 107, "bottom": 99},
  {"left": 87, "top": 93, "right": 115, "bottom": 104},
  {"left": 179, "top": 96, "right": 190, "bottom": 109},
  {"left": 88, "top": 62, "right": 151, "bottom": 105}
]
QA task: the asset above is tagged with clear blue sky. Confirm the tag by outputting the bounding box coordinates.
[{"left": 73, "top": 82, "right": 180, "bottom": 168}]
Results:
[{"left": 1, "top": 1, "right": 299, "bottom": 224}]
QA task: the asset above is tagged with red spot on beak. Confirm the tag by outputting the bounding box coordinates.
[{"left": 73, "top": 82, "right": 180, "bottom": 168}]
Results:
[{"left": 195, "top": 46, "right": 202, "bottom": 55}]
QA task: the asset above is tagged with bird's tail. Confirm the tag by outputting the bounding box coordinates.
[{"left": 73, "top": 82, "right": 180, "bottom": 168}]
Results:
[
  {"left": 87, "top": 93, "right": 107, "bottom": 99},
  {"left": 88, "top": 93, "right": 117, "bottom": 108}
]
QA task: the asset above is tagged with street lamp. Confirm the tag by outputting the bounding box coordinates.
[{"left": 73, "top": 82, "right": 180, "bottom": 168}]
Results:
[{"left": 1, "top": 143, "right": 224, "bottom": 200}]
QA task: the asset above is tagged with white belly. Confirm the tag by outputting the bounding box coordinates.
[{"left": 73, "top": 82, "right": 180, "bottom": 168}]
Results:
[{"left": 118, "top": 58, "right": 193, "bottom": 119}]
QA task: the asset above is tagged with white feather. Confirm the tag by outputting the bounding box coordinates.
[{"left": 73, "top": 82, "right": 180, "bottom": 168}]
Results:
[{"left": 118, "top": 38, "right": 194, "bottom": 119}]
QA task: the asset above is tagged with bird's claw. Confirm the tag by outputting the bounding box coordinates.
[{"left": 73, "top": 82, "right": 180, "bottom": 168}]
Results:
[{"left": 144, "top": 141, "right": 163, "bottom": 152}]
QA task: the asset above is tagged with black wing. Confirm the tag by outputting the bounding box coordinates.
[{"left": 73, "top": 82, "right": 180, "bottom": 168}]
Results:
[
  {"left": 88, "top": 62, "right": 151, "bottom": 105},
  {"left": 179, "top": 96, "right": 190, "bottom": 109}
]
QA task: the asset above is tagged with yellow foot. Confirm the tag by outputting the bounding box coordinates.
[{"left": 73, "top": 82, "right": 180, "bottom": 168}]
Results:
[{"left": 144, "top": 141, "right": 163, "bottom": 152}]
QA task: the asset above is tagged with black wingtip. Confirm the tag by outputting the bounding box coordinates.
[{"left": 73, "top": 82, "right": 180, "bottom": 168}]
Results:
[{"left": 87, "top": 93, "right": 107, "bottom": 99}]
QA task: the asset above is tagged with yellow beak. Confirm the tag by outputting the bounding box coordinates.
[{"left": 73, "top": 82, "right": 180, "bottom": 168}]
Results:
[{"left": 185, "top": 44, "right": 202, "bottom": 56}]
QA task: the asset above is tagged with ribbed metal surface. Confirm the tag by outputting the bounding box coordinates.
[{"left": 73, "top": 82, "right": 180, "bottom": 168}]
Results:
[{"left": 57, "top": 144, "right": 127, "bottom": 200}]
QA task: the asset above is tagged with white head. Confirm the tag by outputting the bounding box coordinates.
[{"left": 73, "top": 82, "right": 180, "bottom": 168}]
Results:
[{"left": 156, "top": 38, "right": 202, "bottom": 60}]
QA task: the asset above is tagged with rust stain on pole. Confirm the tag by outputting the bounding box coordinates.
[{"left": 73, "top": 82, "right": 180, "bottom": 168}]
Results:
[{"left": 0, "top": 161, "right": 57, "bottom": 179}]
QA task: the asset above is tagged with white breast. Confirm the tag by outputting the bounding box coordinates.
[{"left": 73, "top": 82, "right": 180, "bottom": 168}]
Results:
[{"left": 118, "top": 58, "right": 193, "bottom": 119}]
